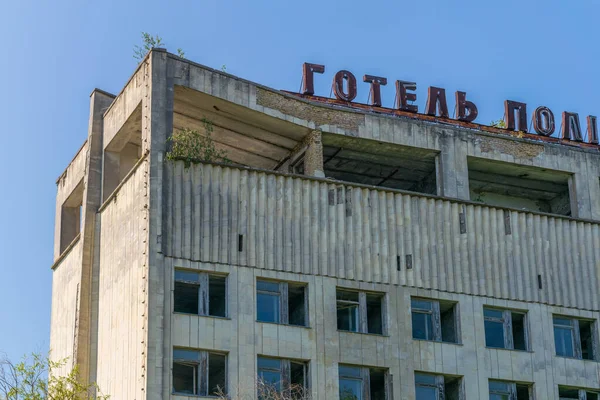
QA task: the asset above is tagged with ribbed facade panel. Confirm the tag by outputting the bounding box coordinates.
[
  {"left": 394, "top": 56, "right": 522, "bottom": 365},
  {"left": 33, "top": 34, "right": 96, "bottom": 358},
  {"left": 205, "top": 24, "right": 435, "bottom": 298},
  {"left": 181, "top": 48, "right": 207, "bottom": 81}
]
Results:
[{"left": 164, "top": 162, "right": 600, "bottom": 311}]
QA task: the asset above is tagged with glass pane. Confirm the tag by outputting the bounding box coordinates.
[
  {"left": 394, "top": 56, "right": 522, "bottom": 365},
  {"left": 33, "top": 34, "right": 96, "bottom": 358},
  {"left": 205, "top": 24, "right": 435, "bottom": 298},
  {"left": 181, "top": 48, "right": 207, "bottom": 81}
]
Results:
[
  {"left": 553, "top": 316, "right": 573, "bottom": 327},
  {"left": 489, "top": 380, "right": 511, "bottom": 393},
  {"left": 339, "top": 365, "right": 362, "bottom": 378},
  {"left": 173, "top": 348, "right": 200, "bottom": 361},
  {"left": 414, "top": 373, "right": 437, "bottom": 385},
  {"left": 257, "top": 280, "right": 280, "bottom": 292},
  {"left": 554, "top": 326, "right": 574, "bottom": 357},
  {"left": 337, "top": 302, "right": 359, "bottom": 332},
  {"left": 512, "top": 313, "right": 527, "bottom": 351},
  {"left": 257, "top": 357, "right": 281, "bottom": 370},
  {"left": 339, "top": 378, "right": 362, "bottom": 400},
  {"left": 258, "top": 370, "right": 282, "bottom": 393},
  {"left": 337, "top": 290, "right": 360, "bottom": 302},
  {"left": 485, "top": 320, "right": 506, "bottom": 348},
  {"left": 288, "top": 284, "right": 306, "bottom": 326},
  {"left": 366, "top": 294, "right": 383, "bottom": 334},
  {"left": 415, "top": 385, "right": 438, "bottom": 400},
  {"left": 209, "top": 275, "right": 227, "bottom": 317},
  {"left": 257, "top": 292, "right": 280, "bottom": 323},
  {"left": 208, "top": 353, "right": 227, "bottom": 395},
  {"left": 412, "top": 299, "right": 432, "bottom": 311},
  {"left": 174, "top": 282, "right": 199, "bottom": 314},
  {"left": 489, "top": 395, "right": 510, "bottom": 400},
  {"left": 173, "top": 362, "right": 196, "bottom": 394},
  {"left": 412, "top": 311, "right": 433, "bottom": 340},
  {"left": 175, "top": 270, "right": 200, "bottom": 282},
  {"left": 484, "top": 308, "right": 504, "bottom": 319}
]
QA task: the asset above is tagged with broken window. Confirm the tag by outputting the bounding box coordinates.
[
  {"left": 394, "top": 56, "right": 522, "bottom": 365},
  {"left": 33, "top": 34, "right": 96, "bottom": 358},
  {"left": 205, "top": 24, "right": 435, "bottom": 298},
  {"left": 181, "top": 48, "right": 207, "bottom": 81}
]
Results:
[
  {"left": 415, "top": 372, "right": 462, "bottom": 400},
  {"left": 559, "top": 386, "right": 600, "bottom": 400},
  {"left": 489, "top": 380, "right": 532, "bottom": 400},
  {"left": 256, "top": 280, "right": 307, "bottom": 327},
  {"left": 257, "top": 356, "right": 308, "bottom": 399},
  {"left": 339, "top": 365, "right": 390, "bottom": 400},
  {"left": 484, "top": 307, "right": 529, "bottom": 351},
  {"left": 337, "top": 289, "right": 385, "bottom": 335},
  {"left": 174, "top": 270, "right": 227, "bottom": 317},
  {"left": 411, "top": 298, "right": 459, "bottom": 344},
  {"left": 554, "top": 316, "right": 597, "bottom": 360},
  {"left": 172, "top": 348, "right": 227, "bottom": 396}
]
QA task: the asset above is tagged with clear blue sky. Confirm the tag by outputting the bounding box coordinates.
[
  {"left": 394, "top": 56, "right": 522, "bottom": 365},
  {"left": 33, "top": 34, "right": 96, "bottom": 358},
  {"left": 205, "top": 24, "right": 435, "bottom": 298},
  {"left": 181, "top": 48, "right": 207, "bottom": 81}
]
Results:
[{"left": 0, "top": 0, "right": 598, "bottom": 362}]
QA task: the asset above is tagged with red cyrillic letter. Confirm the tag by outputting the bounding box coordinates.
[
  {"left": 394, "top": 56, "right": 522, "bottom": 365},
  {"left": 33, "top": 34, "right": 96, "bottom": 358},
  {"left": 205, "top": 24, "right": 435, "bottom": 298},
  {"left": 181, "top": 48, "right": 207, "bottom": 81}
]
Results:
[
  {"left": 455, "top": 91, "right": 478, "bottom": 122},
  {"left": 363, "top": 75, "right": 387, "bottom": 107},
  {"left": 425, "top": 87, "right": 449, "bottom": 118},
  {"left": 333, "top": 70, "right": 357, "bottom": 102},
  {"left": 302, "top": 63, "right": 325, "bottom": 95},
  {"left": 504, "top": 100, "right": 528, "bottom": 132},
  {"left": 532, "top": 106, "right": 555, "bottom": 136},
  {"left": 587, "top": 115, "right": 598, "bottom": 144},
  {"left": 395, "top": 80, "right": 418, "bottom": 112},
  {"left": 562, "top": 112, "right": 583, "bottom": 141}
]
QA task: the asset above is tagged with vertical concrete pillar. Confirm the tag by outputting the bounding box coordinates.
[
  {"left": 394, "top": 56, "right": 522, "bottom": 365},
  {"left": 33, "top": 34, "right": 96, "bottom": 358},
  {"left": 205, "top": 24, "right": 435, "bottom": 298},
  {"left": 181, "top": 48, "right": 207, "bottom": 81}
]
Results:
[
  {"left": 304, "top": 130, "right": 325, "bottom": 178},
  {"left": 437, "top": 134, "right": 470, "bottom": 200},
  {"left": 569, "top": 173, "right": 593, "bottom": 219},
  {"left": 77, "top": 89, "right": 115, "bottom": 387}
]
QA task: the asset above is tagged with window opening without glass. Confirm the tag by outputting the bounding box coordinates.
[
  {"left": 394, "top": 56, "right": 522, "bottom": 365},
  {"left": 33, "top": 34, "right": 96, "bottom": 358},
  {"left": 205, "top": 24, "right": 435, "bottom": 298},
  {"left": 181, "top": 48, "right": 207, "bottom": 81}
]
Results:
[
  {"left": 414, "top": 372, "right": 463, "bottom": 400},
  {"left": 257, "top": 356, "right": 308, "bottom": 400},
  {"left": 257, "top": 279, "right": 308, "bottom": 326},
  {"left": 553, "top": 316, "right": 597, "bottom": 360},
  {"left": 337, "top": 289, "right": 385, "bottom": 335},
  {"left": 411, "top": 298, "right": 459, "bottom": 344},
  {"left": 174, "top": 270, "right": 227, "bottom": 317},
  {"left": 339, "top": 365, "right": 390, "bottom": 400},
  {"left": 484, "top": 307, "right": 528, "bottom": 351},
  {"left": 172, "top": 348, "right": 226, "bottom": 396}
]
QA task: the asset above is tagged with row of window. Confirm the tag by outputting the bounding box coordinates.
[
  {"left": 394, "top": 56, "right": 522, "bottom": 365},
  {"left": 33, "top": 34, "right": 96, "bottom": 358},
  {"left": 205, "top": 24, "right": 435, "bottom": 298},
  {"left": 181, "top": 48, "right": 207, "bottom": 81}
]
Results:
[
  {"left": 172, "top": 349, "right": 600, "bottom": 399},
  {"left": 174, "top": 270, "right": 599, "bottom": 361}
]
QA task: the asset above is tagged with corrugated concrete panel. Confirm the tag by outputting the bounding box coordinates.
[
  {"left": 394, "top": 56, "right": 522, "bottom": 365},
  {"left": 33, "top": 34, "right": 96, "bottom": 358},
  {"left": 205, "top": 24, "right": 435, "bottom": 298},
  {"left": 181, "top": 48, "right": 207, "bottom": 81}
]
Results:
[
  {"left": 164, "top": 162, "right": 600, "bottom": 311},
  {"left": 96, "top": 160, "right": 148, "bottom": 399},
  {"left": 49, "top": 239, "right": 82, "bottom": 376}
]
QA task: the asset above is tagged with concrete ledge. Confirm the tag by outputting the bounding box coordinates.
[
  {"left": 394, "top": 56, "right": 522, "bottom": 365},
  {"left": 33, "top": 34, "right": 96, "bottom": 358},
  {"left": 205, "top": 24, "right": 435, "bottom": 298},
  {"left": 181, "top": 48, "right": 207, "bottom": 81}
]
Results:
[{"left": 50, "top": 232, "right": 81, "bottom": 270}]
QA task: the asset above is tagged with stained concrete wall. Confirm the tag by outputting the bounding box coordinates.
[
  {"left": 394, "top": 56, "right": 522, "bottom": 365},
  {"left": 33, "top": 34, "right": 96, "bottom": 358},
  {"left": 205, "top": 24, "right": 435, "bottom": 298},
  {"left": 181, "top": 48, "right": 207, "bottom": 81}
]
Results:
[
  {"left": 49, "top": 239, "right": 82, "bottom": 376},
  {"left": 95, "top": 158, "right": 148, "bottom": 399},
  {"left": 164, "top": 258, "right": 600, "bottom": 400}
]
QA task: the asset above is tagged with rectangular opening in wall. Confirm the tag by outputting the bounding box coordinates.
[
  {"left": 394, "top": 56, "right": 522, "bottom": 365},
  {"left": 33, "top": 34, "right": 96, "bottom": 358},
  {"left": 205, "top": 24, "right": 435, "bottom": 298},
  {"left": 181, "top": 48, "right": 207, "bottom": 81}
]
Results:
[
  {"left": 512, "top": 312, "right": 527, "bottom": 351},
  {"left": 59, "top": 179, "right": 84, "bottom": 254},
  {"left": 558, "top": 387, "right": 580, "bottom": 399},
  {"left": 257, "top": 280, "right": 281, "bottom": 323},
  {"left": 174, "top": 271, "right": 200, "bottom": 315},
  {"left": 579, "top": 319, "right": 596, "bottom": 360},
  {"left": 288, "top": 283, "right": 307, "bottom": 327},
  {"left": 322, "top": 133, "right": 439, "bottom": 195},
  {"left": 366, "top": 293, "right": 384, "bottom": 334},
  {"left": 209, "top": 275, "right": 227, "bottom": 317},
  {"left": 468, "top": 157, "right": 572, "bottom": 216},
  {"left": 369, "top": 368, "right": 386, "bottom": 400},
  {"left": 208, "top": 353, "right": 227, "bottom": 395},
  {"left": 440, "top": 301, "right": 458, "bottom": 343},
  {"left": 412, "top": 298, "right": 459, "bottom": 343},
  {"left": 444, "top": 375, "right": 462, "bottom": 400},
  {"left": 337, "top": 290, "right": 359, "bottom": 332}
]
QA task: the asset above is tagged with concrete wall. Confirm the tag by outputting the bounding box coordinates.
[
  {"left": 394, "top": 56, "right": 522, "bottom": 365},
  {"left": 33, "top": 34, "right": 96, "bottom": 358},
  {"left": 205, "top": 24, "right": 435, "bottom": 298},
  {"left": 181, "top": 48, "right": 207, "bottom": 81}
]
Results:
[
  {"left": 96, "top": 158, "right": 148, "bottom": 399},
  {"left": 49, "top": 239, "right": 82, "bottom": 376},
  {"left": 163, "top": 162, "right": 600, "bottom": 312},
  {"left": 164, "top": 258, "right": 600, "bottom": 400}
]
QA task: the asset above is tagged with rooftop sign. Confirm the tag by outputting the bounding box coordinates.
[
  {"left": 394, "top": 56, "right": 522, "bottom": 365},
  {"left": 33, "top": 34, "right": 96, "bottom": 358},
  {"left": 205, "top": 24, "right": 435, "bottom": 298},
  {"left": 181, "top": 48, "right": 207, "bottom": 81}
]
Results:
[{"left": 300, "top": 62, "right": 599, "bottom": 147}]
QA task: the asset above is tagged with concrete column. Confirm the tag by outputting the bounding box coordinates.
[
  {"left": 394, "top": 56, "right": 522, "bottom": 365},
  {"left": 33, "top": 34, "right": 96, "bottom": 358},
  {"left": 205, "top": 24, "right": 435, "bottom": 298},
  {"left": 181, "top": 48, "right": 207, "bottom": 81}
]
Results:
[
  {"left": 77, "top": 89, "right": 115, "bottom": 387},
  {"left": 437, "top": 134, "right": 470, "bottom": 200},
  {"left": 569, "top": 173, "right": 593, "bottom": 219},
  {"left": 304, "top": 130, "right": 324, "bottom": 178}
]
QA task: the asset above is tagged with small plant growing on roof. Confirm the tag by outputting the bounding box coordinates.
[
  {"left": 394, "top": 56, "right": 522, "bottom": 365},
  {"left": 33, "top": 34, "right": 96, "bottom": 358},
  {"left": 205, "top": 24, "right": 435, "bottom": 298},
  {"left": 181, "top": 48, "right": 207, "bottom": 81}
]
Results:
[
  {"left": 490, "top": 118, "right": 506, "bottom": 128},
  {"left": 166, "top": 118, "right": 231, "bottom": 167},
  {"left": 134, "top": 32, "right": 164, "bottom": 61}
]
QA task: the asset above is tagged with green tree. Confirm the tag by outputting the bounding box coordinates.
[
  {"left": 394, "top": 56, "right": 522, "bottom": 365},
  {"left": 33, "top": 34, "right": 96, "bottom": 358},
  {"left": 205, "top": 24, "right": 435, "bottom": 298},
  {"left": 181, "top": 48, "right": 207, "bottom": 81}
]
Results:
[
  {"left": 166, "top": 119, "right": 231, "bottom": 166},
  {"left": 0, "top": 353, "right": 109, "bottom": 400}
]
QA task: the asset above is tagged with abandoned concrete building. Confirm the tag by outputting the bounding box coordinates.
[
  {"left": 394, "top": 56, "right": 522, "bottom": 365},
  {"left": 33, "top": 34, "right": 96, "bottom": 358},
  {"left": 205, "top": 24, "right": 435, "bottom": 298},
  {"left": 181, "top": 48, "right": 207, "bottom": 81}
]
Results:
[{"left": 50, "top": 49, "right": 600, "bottom": 399}]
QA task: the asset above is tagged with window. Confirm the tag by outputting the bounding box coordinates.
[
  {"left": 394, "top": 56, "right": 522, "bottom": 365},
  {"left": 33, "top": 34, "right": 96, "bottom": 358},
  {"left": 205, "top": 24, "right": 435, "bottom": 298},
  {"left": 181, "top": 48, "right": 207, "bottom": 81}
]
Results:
[
  {"left": 488, "top": 380, "right": 532, "bottom": 400},
  {"left": 414, "top": 372, "right": 462, "bottom": 400},
  {"left": 174, "top": 270, "right": 227, "bottom": 317},
  {"left": 411, "top": 298, "right": 459, "bottom": 343},
  {"left": 484, "top": 307, "right": 528, "bottom": 351},
  {"left": 338, "top": 365, "right": 390, "bottom": 400},
  {"left": 256, "top": 280, "right": 307, "bottom": 326},
  {"left": 257, "top": 356, "right": 308, "bottom": 399},
  {"left": 553, "top": 316, "right": 598, "bottom": 360},
  {"left": 172, "top": 348, "right": 226, "bottom": 396},
  {"left": 559, "top": 386, "right": 600, "bottom": 400},
  {"left": 337, "top": 289, "right": 385, "bottom": 335}
]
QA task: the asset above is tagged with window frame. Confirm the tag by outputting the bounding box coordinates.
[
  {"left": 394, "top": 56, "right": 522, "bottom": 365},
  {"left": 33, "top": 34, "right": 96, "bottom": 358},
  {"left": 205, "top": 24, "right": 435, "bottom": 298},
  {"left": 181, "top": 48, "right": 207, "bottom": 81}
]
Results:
[
  {"left": 256, "top": 279, "right": 308, "bottom": 327},
  {"left": 174, "top": 269, "right": 228, "bottom": 318},
  {"left": 257, "top": 356, "right": 309, "bottom": 398},
  {"left": 558, "top": 386, "right": 600, "bottom": 400},
  {"left": 172, "top": 348, "right": 227, "bottom": 397},
  {"left": 338, "top": 364, "right": 392, "bottom": 400},
  {"left": 483, "top": 307, "right": 529, "bottom": 351},
  {"left": 553, "top": 315, "right": 598, "bottom": 361},
  {"left": 336, "top": 288, "right": 386, "bottom": 335},
  {"left": 489, "top": 379, "right": 533, "bottom": 400},
  {"left": 411, "top": 298, "right": 460, "bottom": 344},
  {"left": 415, "top": 372, "right": 465, "bottom": 400}
]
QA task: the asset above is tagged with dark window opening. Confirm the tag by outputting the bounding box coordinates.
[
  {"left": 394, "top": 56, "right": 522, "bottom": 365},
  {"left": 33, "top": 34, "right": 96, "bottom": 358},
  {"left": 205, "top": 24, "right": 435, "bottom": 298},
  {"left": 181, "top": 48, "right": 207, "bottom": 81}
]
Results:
[
  {"left": 412, "top": 298, "right": 459, "bottom": 344},
  {"left": 173, "top": 349, "right": 227, "bottom": 397},
  {"left": 174, "top": 270, "right": 227, "bottom": 317},
  {"left": 554, "top": 316, "right": 596, "bottom": 360},
  {"left": 208, "top": 353, "right": 227, "bottom": 395},
  {"left": 257, "top": 357, "right": 308, "bottom": 399},
  {"left": 444, "top": 376, "right": 462, "bottom": 400},
  {"left": 369, "top": 369, "right": 386, "bottom": 400},
  {"left": 588, "top": 392, "right": 600, "bottom": 400},
  {"left": 515, "top": 384, "right": 531, "bottom": 400},
  {"left": 489, "top": 380, "right": 531, "bottom": 400},
  {"left": 337, "top": 289, "right": 386, "bottom": 335},
  {"left": 288, "top": 284, "right": 307, "bottom": 327},
  {"left": 339, "top": 365, "right": 389, "bottom": 400},
  {"left": 415, "top": 372, "right": 462, "bottom": 400},
  {"left": 172, "top": 362, "right": 196, "bottom": 395},
  {"left": 484, "top": 307, "right": 528, "bottom": 351},
  {"left": 579, "top": 319, "right": 595, "bottom": 361},
  {"left": 558, "top": 387, "right": 580, "bottom": 399},
  {"left": 512, "top": 312, "right": 527, "bottom": 351},
  {"left": 366, "top": 294, "right": 383, "bottom": 334}
]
